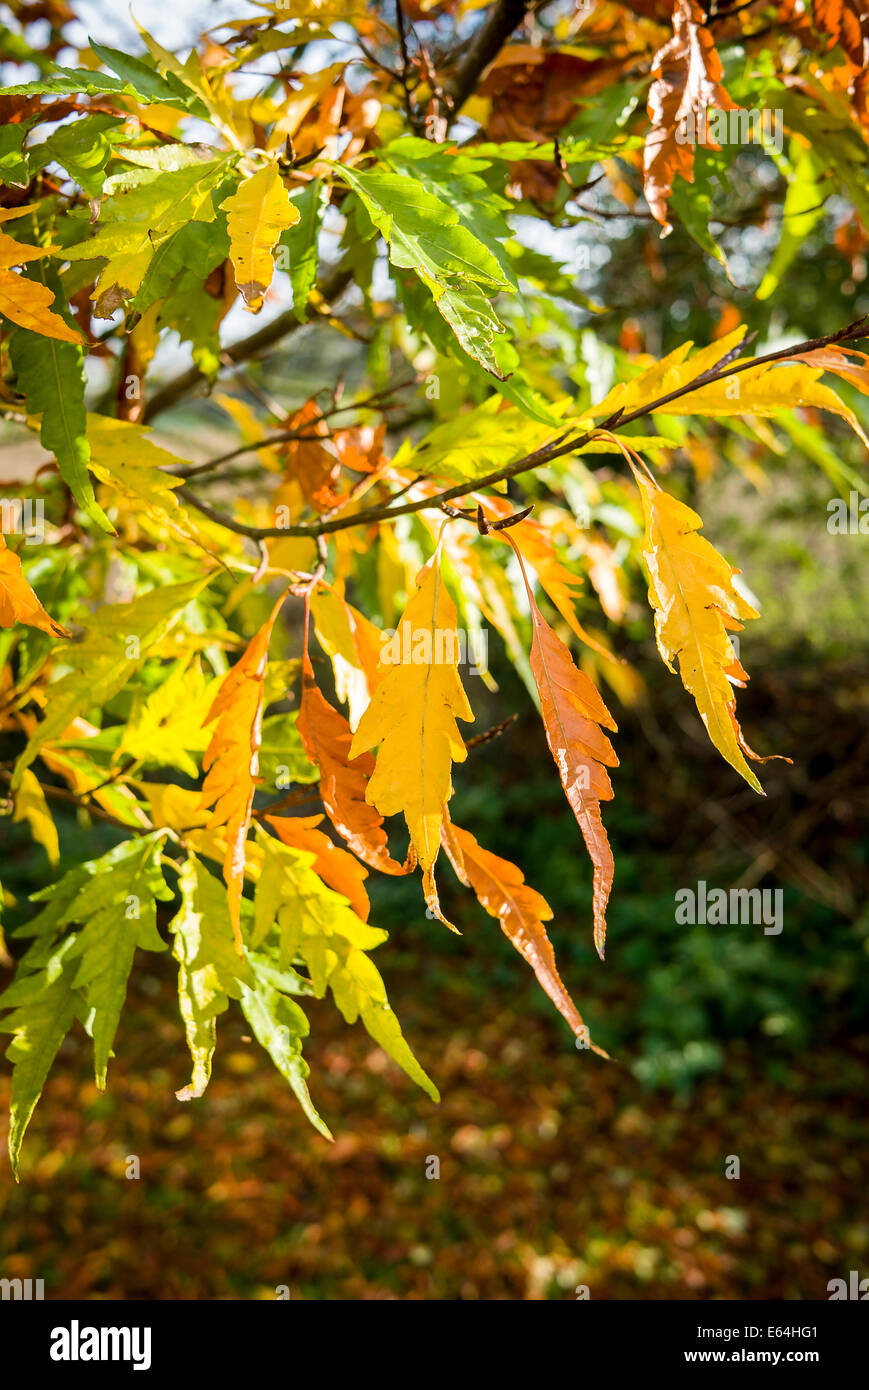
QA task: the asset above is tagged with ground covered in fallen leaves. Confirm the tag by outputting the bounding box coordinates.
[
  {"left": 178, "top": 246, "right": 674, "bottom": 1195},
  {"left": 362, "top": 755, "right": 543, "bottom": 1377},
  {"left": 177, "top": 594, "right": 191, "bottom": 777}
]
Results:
[{"left": 2, "top": 945, "right": 866, "bottom": 1301}]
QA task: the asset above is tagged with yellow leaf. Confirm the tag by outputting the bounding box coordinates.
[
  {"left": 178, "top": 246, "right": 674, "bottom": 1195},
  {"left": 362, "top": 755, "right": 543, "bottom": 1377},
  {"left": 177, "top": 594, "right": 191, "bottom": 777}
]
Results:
[
  {"left": 587, "top": 328, "right": 869, "bottom": 444},
  {"left": 136, "top": 782, "right": 211, "bottom": 833},
  {"left": 0, "top": 268, "right": 83, "bottom": 343},
  {"left": 120, "top": 658, "right": 219, "bottom": 778},
  {"left": 350, "top": 546, "right": 474, "bottom": 924},
  {"left": 13, "top": 768, "right": 59, "bottom": 867},
  {"left": 632, "top": 465, "right": 786, "bottom": 792},
  {"left": 311, "top": 583, "right": 381, "bottom": 730},
  {"left": 221, "top": 162, "right": 300, "bottom": 312}
]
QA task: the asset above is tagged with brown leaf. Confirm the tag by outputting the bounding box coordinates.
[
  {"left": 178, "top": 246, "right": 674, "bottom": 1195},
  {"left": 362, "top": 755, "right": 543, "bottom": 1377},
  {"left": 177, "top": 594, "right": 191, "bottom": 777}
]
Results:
[
  {"left": 505, "top": 534, "right": 618, "bottom": 960},
  {"left": 280, "top": 398, "right": 342, "bottom": 512},
  {"left": 441, "top": 816, "right": 608, "bottom": 1057},
  {"left": 643, "top": 0, "right": 738, "bottom": 234},
  {"left": 297, "top": 649, "right": 406, "bottom": 876}
]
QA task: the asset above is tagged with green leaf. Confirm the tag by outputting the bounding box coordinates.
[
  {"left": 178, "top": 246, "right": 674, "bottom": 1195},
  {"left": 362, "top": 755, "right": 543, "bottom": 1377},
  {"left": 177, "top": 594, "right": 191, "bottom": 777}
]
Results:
[
  {"left": 239, "top": 972, "right": 332, "bottom": 1139},
  {"left": 0, "top": 936, "right": 82, "bottom": 1179},
  {"left": 2, "top": 46, "right": 207, "bottom": 115},
  {"left": 669, "top": 147, "right": 733, "bottom": 277},
  {"left": 0, "top": 122, "right": 32, "bottom": 187},
  {"left": 61, "top": 835, "right": 171, "bottom": 1087},
  {"left": 253, "top": 830, "right": 439, "bottom": 1103},
  {"left": 279, "top": 178, "right": 326, "bottom": 321},
  {"left": 62, "top": 157, "right": 231, "bottom": 317},
  {"left": 757, "top": 140, "right": 825, "bottom": 300},
  {"left": 335, "top": 162, "right": 513, "bottom": 376},
  {"left": 31, "top": 114, "right": 124, "bottom": 198},
  {"left": 132, "top": 219, "right": 229, "bottom": 316},
  {"left": 12, "top": 576, "right": 212, "bottom": 787},
  {"left": 9, "top": 267, "right": 112, "bottom": 533},
  {"left": 90, "top": 40, "right": 207, "bottom": 115},
  {"left": 168, "top": 855, "right": 328, "bottom": 1133},
  {"left": 168, "top": 854, "right": 247, "bottom": 1102},
  {"left": 382, "top": 139, "right": 517, "bottom": 289}
]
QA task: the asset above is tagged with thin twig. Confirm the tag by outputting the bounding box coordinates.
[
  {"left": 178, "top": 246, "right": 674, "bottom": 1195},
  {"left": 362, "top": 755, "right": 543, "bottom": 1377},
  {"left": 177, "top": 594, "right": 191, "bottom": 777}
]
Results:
[{"left": 177, "top": 317, "right": 869, "bottom": 541}]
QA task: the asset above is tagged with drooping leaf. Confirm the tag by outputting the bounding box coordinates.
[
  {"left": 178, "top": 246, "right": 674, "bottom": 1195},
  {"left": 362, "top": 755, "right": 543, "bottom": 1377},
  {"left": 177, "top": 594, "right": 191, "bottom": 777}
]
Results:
[
  {"left": 296, "top": 647, "right": 405, "bottom": 876},
  {"left": 643, "top": 0, "right": 738, "bottom": 235},
  {"left": 168, "top": 853, "right": 251, "bottom": 1103},
  {"left": 64, "top": 834, "right": 171, "bottom": 1087},
  {"left": 441, "top": 816, "right": 607, "bottom": 1057},
  {"left": 0, "top": 936, "right": 82, "bottom": 1179},
  {"left": 506, "top": 533, "right": 618, "bottom": 960},
  {"left": 199, "top": 594, "right": 284, "bottom": 949},
  {"left": 253, "top": 830, "right": 438, "bottom": 1103},
  {"left": 631, "top": 463, "right": 786, "bottom": 793},
  {"left": 350, "top": 547, "right": 474, "bottom": 922}
]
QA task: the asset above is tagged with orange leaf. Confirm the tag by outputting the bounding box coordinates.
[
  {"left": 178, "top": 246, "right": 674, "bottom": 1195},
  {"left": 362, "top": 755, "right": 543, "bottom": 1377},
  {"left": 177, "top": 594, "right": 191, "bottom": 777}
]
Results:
[
  {"left": 790, "top": 344, "right": 869, "bottom": 395},
  {"left": 264, "top": 812, "right": 370, "bottom": 920},
  {"left": 296, "top": 649, "right": 406, "bottom": 876},
  {"left": 643, "top": 0, "right": 738, "bottom": 234},
  {"left": 813, "top": 0, "right": 869, "bottom": 69},
  {"left": 441, "top": 817, "right": 608, "bottom": 1058},
  {"left": 0, "top": 532, "right": 71, "bottom": 639},
  {"left": 506, "top": 533, "right": 618, "bottom": 960},
  {"left": 200, "top": 595, "right": 284, "bottom": 949},
  {"left": 281, "top": 398, "right": 342, "bottom": 512}
]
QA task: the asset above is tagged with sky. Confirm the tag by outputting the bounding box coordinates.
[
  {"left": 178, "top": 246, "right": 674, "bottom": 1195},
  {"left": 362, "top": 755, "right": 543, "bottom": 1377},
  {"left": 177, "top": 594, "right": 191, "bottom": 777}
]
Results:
[{"left": 67, "top": 0, "right": 258, "bottom": 52}]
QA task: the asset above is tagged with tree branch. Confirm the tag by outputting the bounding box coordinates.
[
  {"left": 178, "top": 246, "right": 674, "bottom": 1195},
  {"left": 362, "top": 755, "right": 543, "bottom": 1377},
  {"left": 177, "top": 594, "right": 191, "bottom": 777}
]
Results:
[
  {"left": 443, "top": 0, "right": 532, "bottom": 114},
  {"left": 179, "top": 316, "right": 869, "bottom": 541}
]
